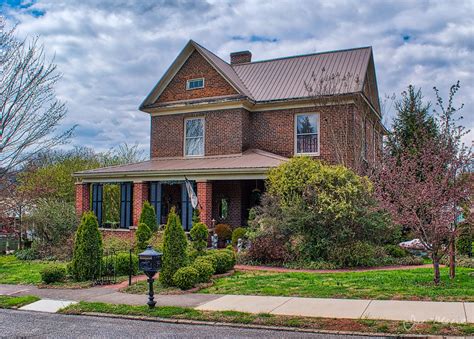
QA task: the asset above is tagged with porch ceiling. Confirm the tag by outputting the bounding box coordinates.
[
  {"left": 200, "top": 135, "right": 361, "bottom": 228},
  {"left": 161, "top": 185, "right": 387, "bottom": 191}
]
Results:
[{"left": 73, "top": 149, "right": 288, "bottom": 182}]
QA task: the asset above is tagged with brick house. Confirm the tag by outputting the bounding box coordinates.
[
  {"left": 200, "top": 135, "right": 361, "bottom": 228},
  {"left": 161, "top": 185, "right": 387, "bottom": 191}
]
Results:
[{"left": 74, "top": 40, "right": 385, "bottom": 232}]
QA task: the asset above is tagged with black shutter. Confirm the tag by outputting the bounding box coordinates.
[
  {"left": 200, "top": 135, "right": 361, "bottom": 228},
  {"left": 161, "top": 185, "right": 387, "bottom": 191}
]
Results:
[
  {"left": 91, "top": 183, "right": 103, "bottom": 227},
  {"left": 149, "top": 182, "right": 162, "bottom": 226},
  {"left": 120, "top": 183, "right": 132, "bottom": 228}
]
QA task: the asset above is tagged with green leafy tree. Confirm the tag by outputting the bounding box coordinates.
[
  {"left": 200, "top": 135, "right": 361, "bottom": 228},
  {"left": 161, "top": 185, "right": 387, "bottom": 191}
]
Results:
[
  {"left": 71, "top": 212, "right": 103, "bottom": 281},
  {"left": 135, "top": 222, "right": 152, "bottom": 253},
  {"left": 159, "top": 208, "right": 188, "bottom": 287},
  {"left": 25, "top": 198, "right": 78, "bottom": 259},
  {"left": 190, "top": 222, "right": 208, "bottom": 253},
  {"left": 387, "top": 85, "right": 438, "bottom": 156},
  {"left": 253, "top": 157, "right": 391, "bottom": 261},
  {"left": 139, "top": 201, "right": 158, "bottom": 232}
]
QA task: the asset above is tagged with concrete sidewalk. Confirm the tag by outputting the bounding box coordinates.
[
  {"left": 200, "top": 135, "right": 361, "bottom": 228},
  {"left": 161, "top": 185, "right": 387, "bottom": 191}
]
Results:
[
  {"left": 197, "top": 295, "right": 473, "bottom": 324},
  {"left": 1, "top": 284, "right": 472, "bottom": 324},
  {"left": 0, "top": 283, "right": 220, "bottom": 308}
]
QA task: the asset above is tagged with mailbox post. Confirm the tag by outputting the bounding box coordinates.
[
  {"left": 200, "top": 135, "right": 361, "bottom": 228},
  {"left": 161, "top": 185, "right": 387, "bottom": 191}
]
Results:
[{"left": 138, "top": 245, "right": 162, "bottom": 309}]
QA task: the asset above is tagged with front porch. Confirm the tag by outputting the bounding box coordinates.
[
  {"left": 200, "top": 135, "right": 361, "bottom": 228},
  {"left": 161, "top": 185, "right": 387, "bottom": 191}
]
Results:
[
  {"left": 75, "top": 179, "right": 265, "bottom": 231},
  {"left": 73, "top": 149, "right": 287, "bottom": 231}
]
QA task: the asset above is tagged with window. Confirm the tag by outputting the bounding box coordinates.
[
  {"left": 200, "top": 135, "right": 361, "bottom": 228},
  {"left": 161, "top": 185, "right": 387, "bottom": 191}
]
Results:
[
  {"left": 186, "top": 78, "right": 204, "bottom": 90},
  {"left": 295, "top": 113, "right": 319, "bottom": 155},
  {"left": 184, "top": 118, "right": 204, "bottom": 156}
]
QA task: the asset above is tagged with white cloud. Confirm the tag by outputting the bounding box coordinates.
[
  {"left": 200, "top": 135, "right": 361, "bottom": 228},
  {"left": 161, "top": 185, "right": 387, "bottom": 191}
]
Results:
[{"left": 4, "top": 0, "right": 473, "bottom": 154}]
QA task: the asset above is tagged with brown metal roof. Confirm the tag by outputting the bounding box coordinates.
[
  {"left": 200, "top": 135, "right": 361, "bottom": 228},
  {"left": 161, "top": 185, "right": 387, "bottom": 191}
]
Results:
[
  {"left": 232, "top": 47, "right": 371, "bottom": 102},
  {"left": 74, "top": 149, "right": 288, "bottom": 178},
  {"left": 140, "top": 41, "right": 373, "bottom": 109}
]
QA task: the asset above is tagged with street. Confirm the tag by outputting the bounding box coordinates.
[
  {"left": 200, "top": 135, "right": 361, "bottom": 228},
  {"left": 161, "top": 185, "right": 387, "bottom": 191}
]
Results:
[{"left": 0, "top": 309, "right": 386, "bottom": 338}]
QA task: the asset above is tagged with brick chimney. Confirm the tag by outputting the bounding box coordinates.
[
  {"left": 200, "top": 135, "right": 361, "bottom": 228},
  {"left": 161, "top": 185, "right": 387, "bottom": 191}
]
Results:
[{"left": 230, "top": 51, "right": 252, "bottom": 65}]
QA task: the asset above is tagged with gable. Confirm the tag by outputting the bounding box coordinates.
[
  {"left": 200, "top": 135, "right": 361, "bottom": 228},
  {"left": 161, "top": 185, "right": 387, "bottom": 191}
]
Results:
[
  {"left": 155, "top": 50, "right": 238, "bottom": 104},
  {"left": 362, "top": 55, "right": 381, "bottom": 114}
]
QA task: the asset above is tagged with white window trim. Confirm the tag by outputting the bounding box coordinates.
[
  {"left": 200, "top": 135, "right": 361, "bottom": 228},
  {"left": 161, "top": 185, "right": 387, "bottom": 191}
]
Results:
[
  {"left": 294, "top": 113, "right": 320, "bottom": 156},
  {"left": 184, "top": 117, "right": 205, "bottom": 157},
  {"left": 186, "top": 78, "right": 205, "bottom": 90}
]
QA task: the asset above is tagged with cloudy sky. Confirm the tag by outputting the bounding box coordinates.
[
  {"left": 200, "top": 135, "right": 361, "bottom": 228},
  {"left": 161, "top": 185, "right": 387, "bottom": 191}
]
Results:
[{"left": 2, "top": 0, "right": 473, "bottom": 156}]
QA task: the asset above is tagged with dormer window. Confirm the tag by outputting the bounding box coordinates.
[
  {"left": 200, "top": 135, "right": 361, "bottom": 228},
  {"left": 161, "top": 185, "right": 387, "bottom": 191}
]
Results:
[{"left": 186, "top": 78, "right": 204, "bottom": 90}]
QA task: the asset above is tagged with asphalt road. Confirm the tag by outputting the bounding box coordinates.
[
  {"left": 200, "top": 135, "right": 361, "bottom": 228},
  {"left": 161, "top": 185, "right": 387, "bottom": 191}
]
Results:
[{"left": 0, "top": 309, "right": 387, "bottom": 339}]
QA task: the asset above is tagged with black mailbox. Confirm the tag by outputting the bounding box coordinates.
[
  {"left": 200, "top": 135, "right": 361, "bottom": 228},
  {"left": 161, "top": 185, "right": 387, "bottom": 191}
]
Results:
[
  {"left": 138, "top": 245, "right": 163, "bottom": 309},
  {"left": 139, "top": 245, "right": 162, "bottom": 275}
]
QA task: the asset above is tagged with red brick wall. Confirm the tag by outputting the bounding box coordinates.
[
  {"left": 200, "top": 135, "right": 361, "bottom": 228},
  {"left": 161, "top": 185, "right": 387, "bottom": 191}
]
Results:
[
  {"left": 149, "top": 103, "right": 384, "bottom": 174},
  {"left": 75, "top": 183, "right": 90, "bottom": 217},
  {"left": 197, "top": 181, "right": 213, "bottom": 228},
  {"left": 251, "top": 105, "right": 355, "bottom": 165},
  {"left": 212, "top": 180, "right": 243, "bottom": 227},
  {"left": 156, "top": 50, "right": 237, "bottom": 103},
  {"left": 132, "top": 182, "right": 149, "bottom": 227},
  {"left": 150, "top": 108, "right": 249, "bottom": 158}
]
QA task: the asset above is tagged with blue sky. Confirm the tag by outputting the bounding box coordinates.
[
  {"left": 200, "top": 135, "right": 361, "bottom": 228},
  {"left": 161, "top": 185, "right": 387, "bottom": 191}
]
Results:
[{"left": 2, "top": 0, "right": 473, "bottom": 155}]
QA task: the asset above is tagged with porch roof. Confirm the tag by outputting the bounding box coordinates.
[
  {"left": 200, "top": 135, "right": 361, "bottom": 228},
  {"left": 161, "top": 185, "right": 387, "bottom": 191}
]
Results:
[{"left": 74, "top": 149, "right": 288, "bottom": 182}]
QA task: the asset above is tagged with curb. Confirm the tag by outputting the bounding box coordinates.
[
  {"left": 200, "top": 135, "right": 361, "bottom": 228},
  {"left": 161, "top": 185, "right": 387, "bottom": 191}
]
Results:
[{"left": 75, "top": 311, "right": 442, "bottom": 338}]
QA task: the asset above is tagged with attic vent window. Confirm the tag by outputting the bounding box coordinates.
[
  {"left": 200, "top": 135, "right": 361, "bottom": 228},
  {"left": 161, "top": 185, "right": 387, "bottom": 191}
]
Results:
[{"left": 186, "top": 78, "right": 204, "bottom": 90}]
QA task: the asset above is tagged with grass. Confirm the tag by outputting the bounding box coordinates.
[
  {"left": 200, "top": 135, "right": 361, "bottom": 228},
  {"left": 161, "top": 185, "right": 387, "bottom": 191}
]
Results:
[
  {"left": 0, "top": 295, "right": 40, "bottom": 308},
  {"left": 60, "top": 301, "right": 474, "bottom": 336},
  {"left": 201, "top": 267, "right": 474, "bottom": 302},
  {"left": 0, "top": 255, "right": 129, "bottom": 288},
  {"left": 0, "top": 255, "right": 63, "bottom": 284}
]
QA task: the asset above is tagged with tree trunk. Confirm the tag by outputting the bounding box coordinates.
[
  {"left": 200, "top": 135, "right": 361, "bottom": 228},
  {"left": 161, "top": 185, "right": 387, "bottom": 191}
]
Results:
[
  {"left": 432, "top": 254, "right": 441, "bottom": 285},
  {"left": 449, "top": 239, "right": 456, "bottom": 279}
]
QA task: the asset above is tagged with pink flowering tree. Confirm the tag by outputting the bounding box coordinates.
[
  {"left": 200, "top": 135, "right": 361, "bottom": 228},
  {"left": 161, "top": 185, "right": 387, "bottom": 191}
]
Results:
[{"left": 373, "top": 82, "right": 472, "bottom": 285}]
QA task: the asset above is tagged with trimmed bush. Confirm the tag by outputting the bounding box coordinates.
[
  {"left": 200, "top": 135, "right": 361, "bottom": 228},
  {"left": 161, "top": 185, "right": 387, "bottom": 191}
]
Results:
[
  {"left": 159, "top": 208, "right": 188, "bottom": 287},
  {"left": 328, "top": 241, "right": 376, "bottom": 268},
  {"left": 231, "top": 227, "right": 247, "bottom": 247},
  {"left": 195, "top": 254, "right": 217, "bottom": 272},
  {"left": 140, "top": 201, "right": 158, "bottom": 232},
  {"left": 192, "top": 209, "right": 201, "bottom": 224},
  {"left": 384, "top": 244, "right": 408, "bottom": 258},
  {"left": 102, "top": 252, "right": 139, "bottom": 276},
  {"left": 207, "top": 250, "right": 234, "bottom": 274},
  {"left": 193, "top": 260, "right": 214, "bottom": 283},
  {"left": 190, "top": 222, "right": 208, "bottom": 253},
  {"left": 247, "top": 231, "right": 292, "bottom": 264},
  {"left": 71, "top": 212, "right": 103, "bottom": 281},
  {"left": 14, "top": 248, "right": 38, "bottom": 261},
  {"left": 173, "top": 266, "right": 199, "bottom": 290},
  {"left": 135, "top": 222, "right": 152, "bottom": 253},
  {"left": 103, "top": 236, "right": 133, "bottom": 252},
  {"left": 41, "top": 265, "right": 66, "bottom": 284},
  {"left": 215, "top": 224, "right": 232, "bottom": 242}
]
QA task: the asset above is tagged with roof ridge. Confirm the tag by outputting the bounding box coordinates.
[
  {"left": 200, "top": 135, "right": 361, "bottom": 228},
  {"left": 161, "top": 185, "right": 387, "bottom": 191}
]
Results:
[
  {"left": 232, "top": 46, "right": 372, "bottom": 67},
  {"left": 191, "top": 41, "right": 254, "bottom": 99}
]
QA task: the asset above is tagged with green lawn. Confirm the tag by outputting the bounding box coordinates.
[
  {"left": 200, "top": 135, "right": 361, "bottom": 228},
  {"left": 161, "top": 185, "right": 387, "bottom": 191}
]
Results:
[
  {"left": 201, "top": 267, "right": 474, "bottom": 302},
  {"left": 60, "top": 301, "right": 474, "bottom": 336},
  {"left": 0, "top": 255, "right": 64, "bottom": 285},
  {"left": 0, "top": 295, "right": 40, "bottom": 308}
]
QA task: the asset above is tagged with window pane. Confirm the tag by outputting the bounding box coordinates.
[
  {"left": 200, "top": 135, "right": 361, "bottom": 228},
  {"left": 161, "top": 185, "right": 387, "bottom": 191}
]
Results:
[
  {"left": 186, "top": 119, "right": 203, "bottom": 138},
  {"left": 185, "top": 137, "right": 204, "bottom": 156},
  {"left": 297, "top": 134, "right": 318, "bottom": 153},
  {"left": 297, "top": 114, "right": 317, "bottom": 134}
]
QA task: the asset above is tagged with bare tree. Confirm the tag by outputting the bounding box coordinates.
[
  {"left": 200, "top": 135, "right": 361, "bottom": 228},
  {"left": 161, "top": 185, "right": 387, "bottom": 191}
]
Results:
[
  {"left": 0, "top": 18, "right": 74, "bottom": 179},
  {"left": 305, "top": 68, "right": 383, "bottom": 173}
]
